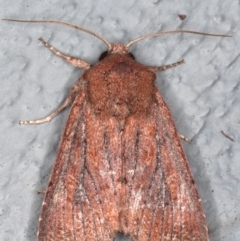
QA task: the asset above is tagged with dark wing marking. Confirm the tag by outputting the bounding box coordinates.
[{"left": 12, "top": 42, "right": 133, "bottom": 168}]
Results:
[{"left": 122, "top": 88, "right": 208, "bottom": 241}]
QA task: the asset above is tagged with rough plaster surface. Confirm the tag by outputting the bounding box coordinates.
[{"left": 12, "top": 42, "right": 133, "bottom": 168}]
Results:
[{"left": 0, "top": 1, "right": 239, "bottom": 241}]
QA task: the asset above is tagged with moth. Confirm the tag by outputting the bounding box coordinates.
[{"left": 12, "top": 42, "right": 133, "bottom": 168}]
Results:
[{"left": 3, "top": 19, "right": 229, "bottom": 241}]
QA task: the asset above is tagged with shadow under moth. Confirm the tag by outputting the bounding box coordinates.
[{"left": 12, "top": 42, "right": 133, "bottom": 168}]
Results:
[{"left": 3, "top": 19, "right": 230, "bottom": 241}]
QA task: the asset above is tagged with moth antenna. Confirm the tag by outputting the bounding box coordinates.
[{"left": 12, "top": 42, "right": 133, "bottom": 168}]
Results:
[
  {"left": 126, "top": 30, "right": 231, "bottom": 48},
  {"left": 2, "top": 18, "right": 112, "bottom": 50}
]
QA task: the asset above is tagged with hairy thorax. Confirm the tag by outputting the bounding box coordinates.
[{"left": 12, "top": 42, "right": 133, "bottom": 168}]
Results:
[{"left": 84, "top": 54, "right": 156, "bottom": 124}]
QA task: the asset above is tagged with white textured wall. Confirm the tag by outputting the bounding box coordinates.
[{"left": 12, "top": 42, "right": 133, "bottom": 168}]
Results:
[{"left": 1, "top": 1, "right": 239, "bottom": 240}]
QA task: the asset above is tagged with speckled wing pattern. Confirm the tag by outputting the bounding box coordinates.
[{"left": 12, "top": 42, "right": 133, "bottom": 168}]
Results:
[{"left": 38, "top": 61, "right": 208, "bottom": 241}]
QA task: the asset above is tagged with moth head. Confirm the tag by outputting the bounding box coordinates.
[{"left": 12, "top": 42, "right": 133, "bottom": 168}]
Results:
[
  {"left": 99, "top": 43, "right": 135, "bottom": 61},
  {"left": 110, "top": 43, "right": 129, "bottom": 54}
]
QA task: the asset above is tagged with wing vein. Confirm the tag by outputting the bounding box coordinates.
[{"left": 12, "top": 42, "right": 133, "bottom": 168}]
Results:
[
  {"left": 104, "top": 131, "right": 118, "bottom": 202},
  {"left": 85, "top": 164, "right": 112, "bottom": 239},
  {"left": 148, "top": 107, "right": 165, "bottom": 240},
  {"left": 136, "top": 116, "right": 160, "bottom": 240}
]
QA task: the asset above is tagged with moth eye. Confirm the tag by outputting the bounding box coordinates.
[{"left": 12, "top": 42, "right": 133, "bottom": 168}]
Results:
[
  {"left": 99, "top": 51, "right": 109, "bottom": 61},
  {"left": 128, "top": 52, "right": 135, "bottom": 60},
  {"left": 99, "top": 51, "right": 135, "bottom": 61}
]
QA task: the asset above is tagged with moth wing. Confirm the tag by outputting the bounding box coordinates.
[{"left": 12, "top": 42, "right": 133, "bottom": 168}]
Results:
[
  {"left": 122, "top": 88, "right": 208, "bottom": 241},
  {"left": 37, "top": 85, "right": 208, "bottom": 241},
  {"left": 37, "top": 89, "right": 121, "bottom": 241}
]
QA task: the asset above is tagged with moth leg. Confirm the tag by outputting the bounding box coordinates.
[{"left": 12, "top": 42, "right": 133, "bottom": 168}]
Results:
[
  {"left": 147, "top": 59, "right": 185, "bottom": 73},
  {"left": 39, "top": 37, "right": 90, "bottom": 69},
  {"left": 179, "top": 133, "right": 192, "bottom": 143},
  {"left": 37, "top": 190, "right": 46, "bottom": 195},
  {"left": 20, "top": 79, "right": 83, "bottom": 125}
]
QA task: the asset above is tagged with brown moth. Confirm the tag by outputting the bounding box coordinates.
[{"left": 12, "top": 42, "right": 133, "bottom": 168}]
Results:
[{"left": 3, "top": 19, "right": 229, "bottom": 241}]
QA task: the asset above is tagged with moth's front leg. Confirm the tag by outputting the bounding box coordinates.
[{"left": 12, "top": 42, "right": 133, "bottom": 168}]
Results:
[
  {"left": 20, "top": 77, "right": 85, "bottom": 125},
  {"left": 39, "top": 37, "right": 91, "bottom": 69}
]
